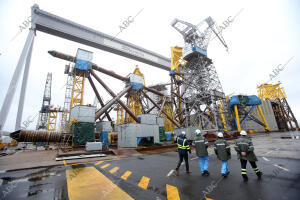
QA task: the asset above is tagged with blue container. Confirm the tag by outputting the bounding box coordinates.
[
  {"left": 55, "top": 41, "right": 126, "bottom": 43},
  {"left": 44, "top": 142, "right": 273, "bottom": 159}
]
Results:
[{"left": 165, "top": 132, "right": 172, "bottom": 141}]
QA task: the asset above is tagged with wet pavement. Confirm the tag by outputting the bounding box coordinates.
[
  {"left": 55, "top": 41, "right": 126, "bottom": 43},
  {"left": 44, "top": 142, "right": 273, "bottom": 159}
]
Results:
[{"left": 0, "top": 131, "right": 299, "bottom": 200}]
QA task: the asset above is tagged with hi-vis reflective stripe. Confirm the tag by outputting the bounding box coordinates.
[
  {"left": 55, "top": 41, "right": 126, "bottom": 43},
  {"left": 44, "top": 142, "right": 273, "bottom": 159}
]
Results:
[
  {"left": 237, "top": 142, "right": 249, "bottom": 145},
  {"left": 253, "top": 168, "right": 260, "bottom": 172},
  {"left": 195, "top": 140, "right": 204, "bottom": 143},
  {"left": 241, "top": 169, "right": 247, "bottom": 174},
  {"left": 216, "top": 143, "right": 225, "bottom": 146}
]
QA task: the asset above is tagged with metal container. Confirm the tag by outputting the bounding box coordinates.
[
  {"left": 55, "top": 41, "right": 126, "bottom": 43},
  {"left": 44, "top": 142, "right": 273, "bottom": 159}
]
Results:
[
  {"left": 86, "top": 142, "right": 102, "bottom": 151},
  {"left": 118, "top": 123, "right": 159, "bottom": 148},
  {"left": 138, "top": 114, "right": 157, "bottom": 125},
  {"left": 156, "top": 117, "right": 164, "bottom": 127},
  {"left": 70, "top": 122, "right": 95, "bottom": 145},
  {"left": 96, "top": 121, "right": 112, "bottom": 132},
  {"left": 70, "top": 105, "right": 96, "bottom": 123}
]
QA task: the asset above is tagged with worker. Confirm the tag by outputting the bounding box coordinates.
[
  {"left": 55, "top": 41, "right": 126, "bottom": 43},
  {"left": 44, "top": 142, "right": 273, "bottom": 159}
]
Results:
[
  {"left": 234, "top": 130, "right": 262, "bottom": 182},
  {"left": 214, "top": 132, "right": 231, "bottom": 177},
  {"left": 194, "top": 129, "right": 210, "bottom": 176},
  {"left": 174, "top": 131, "right": 192, "bottom": 175}
]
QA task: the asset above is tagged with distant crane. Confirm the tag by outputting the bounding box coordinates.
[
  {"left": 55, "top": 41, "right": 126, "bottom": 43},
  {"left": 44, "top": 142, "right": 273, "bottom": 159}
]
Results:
[
  {"left": 36, "top": 73, "right": 52, "bottom": 130},
  {"left": 36, "top": 73, "right": 62, "bottom": 131}
]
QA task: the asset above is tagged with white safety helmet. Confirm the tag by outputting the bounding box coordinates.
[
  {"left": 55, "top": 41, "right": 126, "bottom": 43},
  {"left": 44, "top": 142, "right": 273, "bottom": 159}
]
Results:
[
  {"left": 217, "top": 132, "right": 223, "bottom": 138},
  {"left": 195, "top": 129, "right": 201, "bottom": 136},
  {"left": 182, "top": 131, "right": 186, "bottom": 135},
  {"left": 240, "top": 130, "right": 247, "bottom": 136}
]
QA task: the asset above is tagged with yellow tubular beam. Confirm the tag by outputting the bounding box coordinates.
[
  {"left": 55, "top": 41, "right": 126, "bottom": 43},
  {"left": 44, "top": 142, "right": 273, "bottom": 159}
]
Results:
[
  {"left": 218, "top": 101, "right": 227, "bottom": 131},
  {"left": 234, "top": 105, "right": 241, "bottom": 132},
  {"left": 257, "top": 105, "right": 270, "bottom": 131}
]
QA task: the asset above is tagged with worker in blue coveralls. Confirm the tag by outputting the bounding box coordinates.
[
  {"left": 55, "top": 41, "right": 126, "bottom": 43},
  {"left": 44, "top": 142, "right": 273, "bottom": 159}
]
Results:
[
  {"left": 194, "top": 129, "right": 210, "bottom": 176},
  {"left": 214, "top": 132, "right": 231, "bottom": 177},
  {"left": 174, "top": 131, "right": 192, "bottom": 175}
]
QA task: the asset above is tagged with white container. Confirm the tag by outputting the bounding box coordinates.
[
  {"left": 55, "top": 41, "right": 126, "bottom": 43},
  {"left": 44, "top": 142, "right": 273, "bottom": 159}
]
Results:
[
  {"left": 156, "top": 117, "right": 164, "bottom": 127},
  {"left": 70, "top": 105, "right": 96, "bottom": 123},
  {"left": 86, "top": 142, "right": 102, "bottom": 151},
  {"left": 96, "top": 121, "right": 113, "bottom": 132},
  {"left": 138, "top": 114, "right": 157, "bottom": 125}
]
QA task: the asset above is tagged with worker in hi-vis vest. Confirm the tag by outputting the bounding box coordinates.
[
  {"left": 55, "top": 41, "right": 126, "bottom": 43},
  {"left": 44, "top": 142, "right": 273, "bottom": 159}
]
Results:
[
  {"left": 194, "top": 129, "right": 210, "bottom": 176},
  {"left": 174, "top": 131, "right": 192, "bottom": 175},
  {"left": 234, "top": 130, "right": 262, "bottom": 182},
  {"left": 214, "top": 132, "right": 231, "bottom": 177}
]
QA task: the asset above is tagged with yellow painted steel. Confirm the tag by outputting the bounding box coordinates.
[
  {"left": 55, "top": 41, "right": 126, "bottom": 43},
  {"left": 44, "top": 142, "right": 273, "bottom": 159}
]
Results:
[
  {"left": 234, "top": 105, "right": 241, "bottom": 132},
  {"left": 218, "top": 101, "right": 227, "bottom": 131},
  {"left": 138, "top": 176, "right": 150, "bottom": 190},
  {"left": 109, "top": 167, "right": 119, "bottom": 174},
  {"left": 257, "top": 82, "right": 286, "bottom": 100},
  {"left": 66, "top": 166, "right": 133, "bottom": 200},
  {"left": 121, "top": 171, "right": 132, "bottom": 180},
  {"left": 70, "top": 69, "right": 86, "bottom": 109},
  {"left": 257, "top": 105, "right": 270, "bottom": 131},
  {"left": 163, "top": 101, "right": 175, "bottom": 132},
  {"left": 47, "top": 109, "right": 58, "bottom": 131},
  {"left": 116, "top": 106, "right": 124, "bottom": 125},
  {"left": 166, "top": 184, "right": 180, "bottom": 200},
  {"left": 120, "top": 66, "right": 144, "bottom": 124}
]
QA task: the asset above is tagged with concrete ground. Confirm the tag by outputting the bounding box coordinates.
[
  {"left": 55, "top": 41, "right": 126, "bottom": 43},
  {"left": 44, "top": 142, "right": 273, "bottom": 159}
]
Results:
[{"left": 0, "top": 131, "right": 299, "bottom": 200}]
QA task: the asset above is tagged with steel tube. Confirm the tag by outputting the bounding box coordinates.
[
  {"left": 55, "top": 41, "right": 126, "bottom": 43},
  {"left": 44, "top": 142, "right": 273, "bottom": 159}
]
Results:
[
  {"left": 95, "top": 85, "right": 132, "bottom": 120},
  {"left": 91, "top": 71, "right": 139, "bottom": 122},
  {"left": 88, "top": 76, "right": 112, "bottom": 122},
  {"left": 142, "top": 91, "right": 181, "bottom": 128},
  {"left": 48, "top": 50, "right": 129, "bottom": 82}
]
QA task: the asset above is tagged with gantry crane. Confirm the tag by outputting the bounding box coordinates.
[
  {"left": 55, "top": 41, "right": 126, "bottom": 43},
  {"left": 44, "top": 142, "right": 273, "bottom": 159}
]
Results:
[{"left": 257, "top": 82, "right": 299, "bottom": 131}]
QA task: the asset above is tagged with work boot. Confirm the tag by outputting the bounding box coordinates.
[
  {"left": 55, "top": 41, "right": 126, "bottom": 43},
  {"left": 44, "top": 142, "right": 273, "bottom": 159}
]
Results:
[
  {"left": 175, "top": 169, "right": 179, "bottom": 176},
  {"left": 204, "top": 170, "right": 210, "bottom": 176},
  {"left": 223, "top": 171, "right": 230, "bottom": 178},
  {"left": 257, "top": 171, "right": 263, "bottom": 179},
  {"left": 186, "top": 170, "right": 192, "bottom": 174},
  {"left": 242, "top": 174, "right": 248, "bottom": 182}
]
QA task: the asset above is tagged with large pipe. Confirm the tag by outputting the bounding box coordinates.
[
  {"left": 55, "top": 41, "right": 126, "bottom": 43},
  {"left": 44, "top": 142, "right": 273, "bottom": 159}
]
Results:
[
  {"left": 95, "top": 85, "right": 132, "bottom": 119},
  {"left": 142, "top": 91, "right": 181, "bottom": 128},
  {"left": 88, "top": 76, "right": 112, "bottom": 122},
  {"left": 91, "top": 71, "right": 139, "bottom": 123},
  {"left": 48, "top": 50, "right": 129, "bottom": 82},
  {"left": 143, "top": 86, "right": 165, "bottom": 97},
  {"left": 10, "top": 130, "right": 67, "bottom": 143},
  {"left": 100, "top": 107, "right": 114, "bottom": 121}
]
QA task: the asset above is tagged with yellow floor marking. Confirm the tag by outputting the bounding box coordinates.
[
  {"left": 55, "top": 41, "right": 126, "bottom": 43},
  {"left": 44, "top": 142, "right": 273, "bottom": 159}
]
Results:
[
  {"left": 205, "top": 197, "right": 214, "bottom": 200},
  {"left": 138, "top": 176, "right": 150, "bottom": 190},
  {"left": 95, "top": 161, "right": 105, "bottom": 166},
  {"left": 101, "top": 164, "right": 110, "bottom": 169},
  {"left": 121, "top": 171, "right": 132, "bottom": 180},
  {"left": 166, "top": 184, "right": 180, "bottom": 200},
  {"left": 63, "top": 160, "right": 67, "bottom": 166},
  {"left": 109, "top": 167, "right": 119, "bottom": 174},
  {"left": 66, "top": 166, "right": 133, "bottom": 200},
  {"left": 71, "top": 163, "right": 85, "bottom": 166}
]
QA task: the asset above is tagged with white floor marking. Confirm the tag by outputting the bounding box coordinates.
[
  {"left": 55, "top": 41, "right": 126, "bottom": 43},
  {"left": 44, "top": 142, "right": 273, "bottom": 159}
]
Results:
[
  {"left": 167, "top": 170, "right": 175, "bottom": 177},
  {"left": 274, "top": 164, "right": 290, "bottom": 172},
  {"left": 262, "top": 157, "right": 269, "bottom": 161}
]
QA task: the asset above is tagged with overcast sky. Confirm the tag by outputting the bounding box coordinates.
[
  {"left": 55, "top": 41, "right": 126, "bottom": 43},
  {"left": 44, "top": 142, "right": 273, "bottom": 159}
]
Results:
[{"left": 0, "top": 0, "right": 299, "bottom": 132}]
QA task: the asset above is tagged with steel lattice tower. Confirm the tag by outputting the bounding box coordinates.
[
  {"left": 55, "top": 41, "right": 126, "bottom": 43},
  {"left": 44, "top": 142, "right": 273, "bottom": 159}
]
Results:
[{"left": 171, "top": 17, "right": 229, "bottom": 130}]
